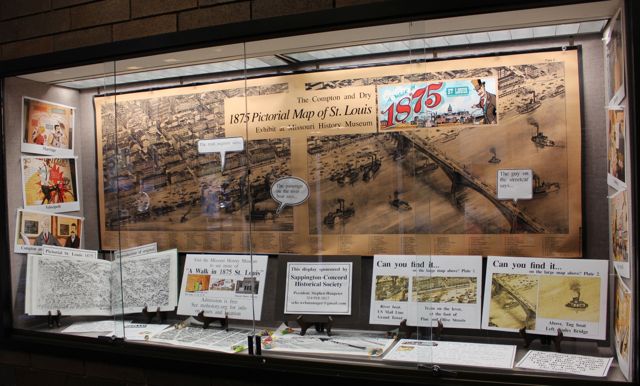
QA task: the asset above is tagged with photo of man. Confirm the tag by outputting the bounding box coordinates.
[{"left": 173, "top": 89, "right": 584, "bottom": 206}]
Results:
[
  {"left": 34, "top": 223, "right": 60, "bottom": 246},
  {"left": 64, "top": 223, "right": 80, "bottom": 248}
]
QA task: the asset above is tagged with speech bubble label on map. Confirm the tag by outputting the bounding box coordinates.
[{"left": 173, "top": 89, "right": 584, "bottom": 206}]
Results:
[
  {"left": 198, "top": 137, "right": 245, "bottom": 171},
  {"left": 270, "top": 176, "right": 310, "bottom": 215},
  {"left": 496, "top": 169, "right": 533, "bottom": 201}
]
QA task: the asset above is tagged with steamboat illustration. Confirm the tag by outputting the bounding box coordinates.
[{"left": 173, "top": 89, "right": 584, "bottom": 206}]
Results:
[
  {"left": 565, "top": 282, "right": 589, "bottom": 310},
  {"left": 533, "top": 173, "right": 560, "bottom": 196}
]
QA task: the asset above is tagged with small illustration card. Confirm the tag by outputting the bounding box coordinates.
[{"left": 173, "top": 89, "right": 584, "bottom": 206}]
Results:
[
  {"left": 21, "top": 156, "right": 80, "bottom": 213},
  {"left": 21, "top": 97, "right": 75, "bottom": 157},
  {"left": 14, "top": 209, "right": 84, "bottom": 254}
]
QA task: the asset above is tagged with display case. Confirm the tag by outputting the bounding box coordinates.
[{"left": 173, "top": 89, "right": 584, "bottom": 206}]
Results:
[{"left": 1, "top": 1, "right": 638, "bottom": 385}]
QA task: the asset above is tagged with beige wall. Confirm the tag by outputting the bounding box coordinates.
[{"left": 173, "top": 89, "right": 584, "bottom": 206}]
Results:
[{"left": 0, "top": 0, "right": 388, "bottom": 61}]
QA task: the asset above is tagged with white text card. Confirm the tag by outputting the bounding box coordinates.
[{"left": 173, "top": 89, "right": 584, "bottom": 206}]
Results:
[
  {"left": 516, "top": 350, "right": 612, "bottom": 377},
  {"left": 178, "top": 254, "right": 268, "bottom": 320},
  {"left": 497, "top": 169, "right": 533, "bottom": 200},
  {"left": 284, "top": 262, "right": 352, "bottom": 315}
]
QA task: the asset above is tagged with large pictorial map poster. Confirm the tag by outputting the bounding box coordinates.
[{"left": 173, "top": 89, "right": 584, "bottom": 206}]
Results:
[{"left": 95, "top": 49, "right": 582, "bottom": 257}]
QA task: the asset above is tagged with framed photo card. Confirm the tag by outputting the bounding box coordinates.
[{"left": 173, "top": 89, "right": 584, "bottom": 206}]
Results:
[
  {"left": 21, "top": 156, "right": 80, "bottom": 213},
  {"left": 22, "top": 97, "right": 75, "bottom": 157}
]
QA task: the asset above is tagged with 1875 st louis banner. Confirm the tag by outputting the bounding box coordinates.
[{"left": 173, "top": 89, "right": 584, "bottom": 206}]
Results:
[{"left": 95, "top": 49, "right": 582, "bottom": 257}]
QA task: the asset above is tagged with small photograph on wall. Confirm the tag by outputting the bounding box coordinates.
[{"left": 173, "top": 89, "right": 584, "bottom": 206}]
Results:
[
  {"left": 14, "top": 208, "right": 84, "bottom": 254},
  {"left": 21, "top": 156, "right": 80, "bottom": 213},
  {"left": 21, "top": 97, "right": 75, "bottom": 157},
  {"left": 609, "top": 189, "right": 630, "bottom": 278},
  {"left": 605, "top": 9, "right": 625, "bottom": 106},
  {"left": 607, "top": 108, "right": 626, "bottom": 190},
  {"left": 614, "top": 274, "right": 633, "bottom": 381}
]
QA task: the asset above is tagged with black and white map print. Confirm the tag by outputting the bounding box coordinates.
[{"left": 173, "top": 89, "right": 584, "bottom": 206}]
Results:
[
  {"left": 111, "top": 249, "right": 178, "bottom": 314},
  {"left": 29, "top": 255, "right": 112, "bottom": 315}
]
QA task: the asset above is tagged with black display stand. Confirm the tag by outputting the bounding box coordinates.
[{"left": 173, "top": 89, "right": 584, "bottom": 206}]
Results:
[
  {"left": 387, "top": 319, "right": 445, "bottom": 340},
  {"left": 387, "top": 319, "right": 412, "bottom": 339},
  {"left": 249, "top": 335, "right": 261, "bottom": 355},
  {"left": 47, "top": 310, "right": 61, "bottom": 328},
  {"left": 519, "top": 327, "right": 564, "bottom": 352},
  {"left": 433, "top": 320, "right": 445, "bottom": 340},
  {"left": 142, "top": 306, "right": 170, "bottom": 324},
  {"left": 294, "top": 315, "right": 334, "bottom": 336},
  {"left": 195, "top": 311, "right": 228, "bottom": 330}
]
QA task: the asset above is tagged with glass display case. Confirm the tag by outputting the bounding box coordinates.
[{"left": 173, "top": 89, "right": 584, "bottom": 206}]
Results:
[{"left": 1, "top": 1, "right": 637, "bottom": 384}]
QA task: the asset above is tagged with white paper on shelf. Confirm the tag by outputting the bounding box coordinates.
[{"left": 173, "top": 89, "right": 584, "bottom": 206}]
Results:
[
  {"left": 109, "top": 322, "right": 171, "bottom": 341},
  {"left": 516, "top": 350, "right": 613, "bottom": 377},
  {"left": 150, "top": 326, "right": 249, "bottom": 353},
  {"left": 383, "top": 339, "right": 516, "bottom": 369},
  {"left": 62, "top": 320, "right": 132, "bottom": 333}
]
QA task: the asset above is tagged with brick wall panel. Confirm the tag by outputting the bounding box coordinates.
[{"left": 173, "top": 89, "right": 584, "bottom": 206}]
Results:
[
  {"left": 52, "top": 0, "right": 99, "bottom": 8},
  {"left": 0, "top": 364, "right": 17, "bottom": 385},
  {"left": 251, "top": 0, "right": 333, "bottom": 19},
  {"left": 0, "top": 8, "right": 70, "bottom": 44},
  {"left": 199, "top": 0, "right": 238, "bottom": 5},
  {"left": 66, "top": 375, "right": 127, "bottom": 386},
  {"left": 14, "top": 368, "right": 67, "bottom": 386},
  {"left": 131, "top": 0, "right": 197, "bottom": 18},
  {"left": 70, "top": 0, "right": 130, "bottom": 29},
  {"left": 179, "top": 1, "right": 249, "bottom": 31},
  {"left": 30, "top": 353, "right": 84, "bottom": 374},
  {"left": 54, "top": 25, "right": 112, "bottom": 50},
  {"left": 84, "top": 361, "right": 146, "bottom": 382},
  {"left": 0, "top": 0, "right": 51, "bottom": 21},
  {"left": 146, "top": 369, "right": 211, "bottom": 386},
  {"left": 336, "top": 0, "right": 388, "bottom": 6},
  {"left": 0, "top": 349, "right": 30, "bottom": 366},
  {"left": 1, "top": 36, "right": 54, "bottom": 60},
  {"left": 113, "top": 14, "right": 176, "bottom": 41}
]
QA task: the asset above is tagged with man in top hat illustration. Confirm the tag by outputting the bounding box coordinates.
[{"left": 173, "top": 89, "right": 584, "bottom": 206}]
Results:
[
  {"left": 472, "top": 79, "right": 497, "bottom": 124},
  {"left": 64, "top": 223, "right": 80, "bottom": 248}
]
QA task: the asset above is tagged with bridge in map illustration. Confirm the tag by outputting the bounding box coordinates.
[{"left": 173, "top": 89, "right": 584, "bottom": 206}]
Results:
[
  {"left": 491, "top": 276, "right": 537, "bottom": 329},
  {"left": 395, "top": 131, "right": 547, "bottom": 233}
]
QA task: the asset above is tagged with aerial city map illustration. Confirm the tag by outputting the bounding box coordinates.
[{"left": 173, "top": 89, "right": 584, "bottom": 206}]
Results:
[{"left": 95, "top": 50, "right": 581, "bottom": 256}]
